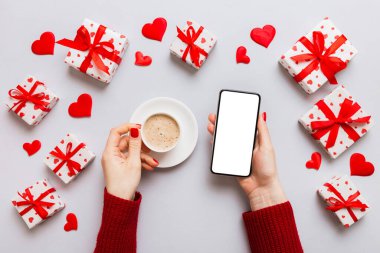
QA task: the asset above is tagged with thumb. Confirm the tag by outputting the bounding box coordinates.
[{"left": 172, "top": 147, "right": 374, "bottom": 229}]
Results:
[{"left": 128, "top": 127, "right": 142, "bottom": 161}]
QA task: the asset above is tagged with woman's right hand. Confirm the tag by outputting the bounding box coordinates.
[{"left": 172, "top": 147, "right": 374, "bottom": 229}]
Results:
[{"left": 207, "top": 112, "right": 288, "bottom": 211}]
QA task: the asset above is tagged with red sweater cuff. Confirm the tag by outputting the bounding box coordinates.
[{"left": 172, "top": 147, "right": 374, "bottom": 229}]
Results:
[{"left": 243, "top": 201, "right": 303, "bottom": 253}]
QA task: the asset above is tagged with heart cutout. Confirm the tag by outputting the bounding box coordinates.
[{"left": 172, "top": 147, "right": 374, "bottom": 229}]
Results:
[
  {"left": 135, "top": 51, "right": 152, "bottom": 66},
  {"left": 68, "top": 94, "right": 92, "bottom": 118},
  {"left": 64, "top": 213, "right": 78, "bottom": 232},
  {"left": 236, "top": 46, "right": 250, "bottom": 64},
  {"left": 31, "top": 32, "right": 55, "bottom": 55},
  {"left": 250, "top": 25, "right": 276, "bottom": 48},
  {"left": 23, "top": 140, "right": 41, "bottom": 156},
  {"left": 350, "top": 153, "right": 375, "bottom": 177},
  {"left": 305, "top": 152, "right": 322, "bottom": 170},
  {"left": 142, "top": 17, "right": 167, "bottom": 41}
]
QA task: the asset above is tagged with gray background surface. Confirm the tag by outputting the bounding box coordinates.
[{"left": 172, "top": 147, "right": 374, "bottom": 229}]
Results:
[{"left": 1, "top": 0, "right": 379, "bottom": 252}]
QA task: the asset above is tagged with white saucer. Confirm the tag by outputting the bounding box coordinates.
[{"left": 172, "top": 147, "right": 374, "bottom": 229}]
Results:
[{"left": 130, "top": 97, "right": 198, "bottom": 168}]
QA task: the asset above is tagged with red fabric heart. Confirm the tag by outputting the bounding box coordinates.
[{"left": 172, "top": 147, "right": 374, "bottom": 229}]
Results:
[
  {"left": 350, "top": 153, "right": 375, "bottom": 176},
  {"left": 305, "top": 152, "right": 322, "bottom": 170},
  {"left": 236, "top": 46, "right": 250, "bottom": 64},
  {"left": 31, "top": 32, "right": 55, "bottom": 55},
  {"left": 250, "top": 25, "right": 276, "bottom": 48},
  {"left": 142, "top": 17, "right": 167, "bottom": 41},
  {"left": 23, "top": 140, "right": 41, "bottom": 156},
  {"left": 135, "top": 51, "right": 152, "bottom": 66},
  {"left": 64, "top": 213, "right": 78, "bottom": 232},
  {"left": 68, "top": 94, "right": 92, "bottom": 118}
]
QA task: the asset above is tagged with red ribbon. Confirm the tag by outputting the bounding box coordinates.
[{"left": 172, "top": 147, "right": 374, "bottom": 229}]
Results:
[
  {"left": 8, "top": 81, "right": 50, "bottom": 114},
  {"left": 324, "top": 182, "right": 368, "bottom": 222},
  {"left": 16, "top": 187, "right": 56, "bottom": 220},
  {"left": 50, "top": 142, "right": 86, "bottom": 177},
  {"left": 57, "top": 25, "right": 122, "bottom": 75},
  {"left": 311, "top": 98, "right": 371, "bottom": 149},
  {"left": 176, "top": 26, "right": 208, "bottom": 67},
  {"left": 291, "top": 31, "right": 347, "bottom": 84}
]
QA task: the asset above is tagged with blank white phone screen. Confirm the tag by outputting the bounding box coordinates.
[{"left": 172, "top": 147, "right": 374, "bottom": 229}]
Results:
[{"left": 211, "top": 90, "right": 260, "bottom": 176}]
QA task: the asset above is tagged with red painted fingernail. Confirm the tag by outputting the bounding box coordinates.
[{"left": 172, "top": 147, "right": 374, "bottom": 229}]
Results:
[
  {"left": 263, "top": 112, "right": 267, "bottom": 122},
  {"left": 130, "top": 128, "right": 139, "bottom": 138},
  {"left": 153, "top": 158, "right": 159, "bottom": 165}
]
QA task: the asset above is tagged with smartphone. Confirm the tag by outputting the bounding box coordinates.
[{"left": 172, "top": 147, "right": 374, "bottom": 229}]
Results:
[{"left": 210, "top": 90, "right": 261, "bottom": 177}]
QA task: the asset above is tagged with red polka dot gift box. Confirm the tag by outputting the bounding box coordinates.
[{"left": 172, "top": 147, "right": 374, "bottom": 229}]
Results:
[
  {"left": 299, "top": 85, "right": 373, "bottom": 159},
  {"left": 279, "top": 17, "right": 358, "bottom": 94},
  {"left": 11, "top": 179, "right": 65, "bottom": 229},
  {"left": 57, "top": 19, "right": 129, "bottom": 84},
  {"left": 44, "top": 133, "right": 95, "bottom": 184},
  {"left": 318, "top": 175, "right": 370, "bottom": 228},
  {"left": 5, "top": 76, "right": 59, "bottom": 126},
  {"left": 169, "top": 19, "right": 217, "bottom": 70}
]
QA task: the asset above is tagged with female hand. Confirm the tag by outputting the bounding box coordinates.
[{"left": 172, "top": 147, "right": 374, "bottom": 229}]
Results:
[
  {"left": 101, "top": 123, "right": 159, "bottom": 200},
  {"left": 207, "top": 112, "right": 288, "bottom": 211}
]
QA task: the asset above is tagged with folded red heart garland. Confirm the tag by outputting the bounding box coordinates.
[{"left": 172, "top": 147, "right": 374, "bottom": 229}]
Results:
[{"left": 9, "top": 16, "right": 376, "bottom": 231}]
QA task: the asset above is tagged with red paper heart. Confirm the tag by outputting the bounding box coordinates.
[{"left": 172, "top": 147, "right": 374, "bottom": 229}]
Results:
[
  {"left": 236, "top": 46, "right": 250, "bottom": 64},
  {"left": 31, "top": 32, "right": 55, "bottom": 55},
  {"left": 142, "top": 17, "right": 167, "bottom": 41},
  {"left": 250, "top": 25, "right": 276, "bottom": 48},
  {"left": 305, "top": 152, "right": 322, "bottom": 170},
  {"left": 23, "top": 140, "right": 41, "bottom": 156},
  {"left": 135, "top": 51, "right": 152, "bottom": 66},
  {"left": 350, "top": 153, "right": 375, "bottom": 176},
  {"left": 64, "top": 213, "right": 78, "bottom": 232},
  {"left": 68, "top": 94, "right": 92, "bottom": 118}
]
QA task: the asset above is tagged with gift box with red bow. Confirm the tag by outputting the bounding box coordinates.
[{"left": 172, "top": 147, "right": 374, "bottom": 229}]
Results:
[
  {"left": 44, "top": 133, "right": 95, "bottom": 184},
  {"left": 5, "top": 76, "right": 59, "bottom": 126},
  {"left": 12, "top": 179, "right": 65, "bottom": 229},
  {"left": 57, "top": 19, "right": 128, "bottom": 83},
  {"left": 279, "top": 17, "right": 358, "bottom": 94},
  {"left": 318, "top": 175, "right": 370, "bottom": 228},
  {"left": 170, "top": 20, "right": 217, "bottom": 69},
  {"left": 299, "top": 85, "right": 373, "bottom": 158}
]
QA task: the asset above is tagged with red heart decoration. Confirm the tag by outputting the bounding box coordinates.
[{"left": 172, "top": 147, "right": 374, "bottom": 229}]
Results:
[
  {"left": 305, "top": 152, "right": 322, "bottom": 170},
  {"left": 250, "top": 25, "right": 276, "bottom": 48},
  {"left": 350, "top": 153, "right": 375, "bottom": 177},
  {"left": 135, "top": 51, "right": 152, "bottom": 66},
  {"left": 64, "top": 213, "right": 78, "bottom": 232},
  {"left": 142, "top": 17, "right": 167, "bottom": 41},
  {"left": 236, "top": 46, "right": 250, "bottom": 64},
  {"left": 23, "top": 140, "right": 41, "bottom": 156},
  {"left": 31, "top": 32, "right": 55, "bottom": 55},
  {"left": 68, "top": 94, "right": 92, "bottom": 118}
]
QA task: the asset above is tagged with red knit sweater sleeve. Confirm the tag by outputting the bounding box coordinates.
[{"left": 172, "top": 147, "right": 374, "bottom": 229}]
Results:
[
  {"left": 243, "top": 201, "right": 303, "bottom": 253},
  {"left": 94, "top": 189, "right": 142, "bottom": 253}
]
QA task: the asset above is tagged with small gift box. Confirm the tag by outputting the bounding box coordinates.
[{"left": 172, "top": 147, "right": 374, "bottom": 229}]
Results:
[
  {"left": 279, "top": 17, "right": 358, "bottom": 94},
  {"left": 12, "top": 179, "right": 65, "bottom": 229},
  {"left": 57, "top": 18, "right": 129, "bottom": 83},
  {"left": 318, "top": 175, "right": 369, "bottom": 228},
  {"left": 44, "top": 133, "right": 95, "bottom": 184},
  {"left": 170, "top": 19, "right": 217, "bottom": 69},
  {"left": 299, "top": 85, "right": 373, "bottom": 158},
  {"left": 5, "top": 76, "right": 59, "bottom": 126}
]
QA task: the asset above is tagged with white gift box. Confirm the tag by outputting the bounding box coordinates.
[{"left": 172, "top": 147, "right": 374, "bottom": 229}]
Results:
[
  {"left": 12, "top": 179, "right": 65, "bottom": 229},
  {"left": 279, "top": 17, "right": 358, "bottom": 94},
  {"left": 6, "top": 76, "right": 59, "bottom": 126},
  {"left": 318, "top": 175, "right": 369, "bottom": 228},
  {"left": 170, "top": 19, "right": 217, "bottom": 69},
  {"left": 44, "top": 133, "right": 95, "bottom": 184}
]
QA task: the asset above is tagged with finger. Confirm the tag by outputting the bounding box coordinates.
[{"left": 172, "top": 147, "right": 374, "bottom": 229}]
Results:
[
  {"left": 118, "top": 136, "right": 130, "bottom": 152},
  {"left": 142, "top": 162, "right": 154, "bottom": 171},
  {"left": 208, "top": 113, "right": 216, "bottom": 124},
  {"left": 207, "top": 123, "right": 215, "bottom": 135},
  {"left": 106, "top": 123, "right": 141, "bottom": 149},
  {"left": 257, "top": 112, "right": 272, "bottom": 148},
  {"left": 141, "top": 153, "right": 159, "bottom": 168},
  {"left": 128, "top": 127, "right": 142, "bottom": 160},
  {"left": 141, "top": 142, "right": 151, "bottom": 153}
]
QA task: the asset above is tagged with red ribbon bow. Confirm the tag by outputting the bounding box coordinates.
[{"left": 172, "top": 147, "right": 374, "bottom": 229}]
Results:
[
  {"left": 50, "top": 142, "right": 86, "bottom": 177},
  {"left": 176, "top": 26, "right": 208, "bottom": 67},
  {"left": 311, "top": 98, "right": 371, "bottom": 149},
  {"left": 324, "top": 182, "right": 368, "bottom": 222},
  {"left": 8, "top": 81, "right": 50, "bottom": 114},
  {"left": 57, "top": 25, "right": 122, "bottom": 75},
  {"left": 16, "top": 187, "right": 56, "bottom": 220},
  {"left": 291, "top": 31, "right": 347, "bottom": 84}
]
